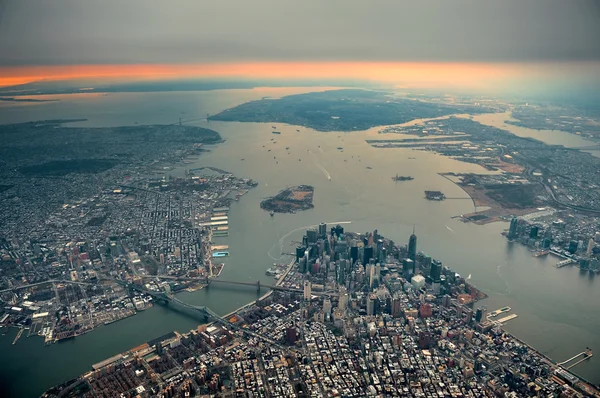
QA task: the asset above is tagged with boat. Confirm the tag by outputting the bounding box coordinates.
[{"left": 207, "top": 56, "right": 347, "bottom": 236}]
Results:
[
  {"left": 272, "top": 131, "right": 281, "bottom": 135},
  {"left": 532, "top": 250, "right": 549, "bottom": 257},
  {"left": 269, "top": 211, "right": 274, "bottom": 217},
  {"left": 392, "top": 174, "right": 414, "bottom": 182}
]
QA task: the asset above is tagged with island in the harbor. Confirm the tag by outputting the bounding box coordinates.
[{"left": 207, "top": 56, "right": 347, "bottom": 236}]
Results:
[
  {"left": 208, "top": 89, "right": 494, "bottom": 132},
  {"left": 392, "top": 174, "right": 414, "bottom": 182},
  {"left": 260, "top": 185, "right": 314, "bottom": 213},
  {"left": 425, "top": 190, "right": 446, "bottom": 201}
]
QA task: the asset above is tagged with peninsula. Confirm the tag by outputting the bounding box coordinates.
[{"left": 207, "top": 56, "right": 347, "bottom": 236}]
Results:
[
  {"left": 208, "top": 89, "right": 494, "bottom": 132},
  {"left": 260, "top": 185, "right": 314, "bottom": 213}
]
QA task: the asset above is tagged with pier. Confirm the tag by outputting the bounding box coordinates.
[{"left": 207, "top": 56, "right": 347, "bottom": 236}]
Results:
[
  {"left": 496, "top": 314, "right": 518, "bottom": 324},
  {"left": 557, "top": 348, "right": 593, "bottom": 370},
  {"left": 12, "top": 327, "right": 24, "bottom": 345},
  {"left": 487, "top": 306, "right": 511, "bottom": 318},
  {"left": 556, "top": 258, "right": 575, "bottom": 268}
]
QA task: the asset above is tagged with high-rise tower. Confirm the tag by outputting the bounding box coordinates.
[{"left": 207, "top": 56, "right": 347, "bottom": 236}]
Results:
[
  {"left": 508, "top": 217, "right": 518, "bottom": 239},
  {"left": 408, "top": 225, "right": 417, "bottom": 262}
]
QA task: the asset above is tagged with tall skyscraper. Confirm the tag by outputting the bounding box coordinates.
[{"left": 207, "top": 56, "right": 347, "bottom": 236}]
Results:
[
  {"left": 364, "top": 246, "right": 374, "bottom": 263},
  {"left": 367, "top": 293, "right": 376, "bottom": 316},
  {"left": 408, "top": 226, "right": 417, "bottom": 262},
  {"left": 529, "top": 225, "right": 539, "bottom": 239},
  {"left": 318, "top": 223, "right": 327, "bottom": 238},
  {"left": 508, "top": 217, "right": 518, "bottom": 239},
  {"left": 586, "top": 238, "right": 595, "bottom": 256},
  {"left": 350, "top": 246, "right": 359, "bottom": 264},
  {"left": 306, "top": 229, "right": 318, "bottom": 244},
  {"left": 430, "top": 260, "right": 442, "bottom": 282},
  {"left": 403, "top": 258, "right": 414, "bottom": 278}
]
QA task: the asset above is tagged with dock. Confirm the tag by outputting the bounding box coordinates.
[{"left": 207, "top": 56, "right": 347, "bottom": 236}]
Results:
[
  {"left": 558, "top": 348, "right": 593, "bottom": 370},
  {"left": 496, "top": 314, "right": 518, "bottom": 324},
  {"left": 556, "top": 258, "right": 574, "bottom": 268},
  {"left": 12, "top": 327, "right": 24, "bottom": 345},
  {"left": 488, "top": 306, "right": 511, "bottom": 318}
]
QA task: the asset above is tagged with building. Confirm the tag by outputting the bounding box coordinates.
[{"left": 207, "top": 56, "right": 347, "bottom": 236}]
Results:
[
  {"left": 306, "top": 229, "right": 318, "bottom": 244},
  {"left": 430, "top": 260, "right": 442, "bottom": 282},
  {"left": 411, "top": 274, "right": 425, "bottom": 289},
  {"left": 568, "top": 240, "right": 579, "bottom": 254},
  {"left": 364, "top": 246, "right": 374, "bottom": 263},
  {"left": 586, "top": 238, "right": 595, "bottom": 256},
  {"left": 508, "top": 217, "right": 518, "bottom": 239},
  {"left": 403, "top": 258, "right": 414, "bottom": 278},
  {"left": 529, "top": 225, "right": 539, "bottom": 239},
  {"left": 303, "top": 281, "right": 312, "bottom": 301},
  {"left": 323, "top": 297, "right": 332, "bottom": 316},
  {"left": 408, "top": 227, "right": 417, "bottom": 262},
  {"left": 442, "top": 294, "right": 451, "bottom": 307},
  {"left": 350, "top": 246, "right": 358, "bottom": 264},
  {"left": 367, "top": 293, "right": 377, "bottom": 316},
  {"left": 391, "top": 294, "right": 403, "bottom": 318},
  {"left": 286, "top": 327, "right": 298, "bottom": 344},
  {"left": 475, "top": 306, "right": 487, "bottom": 323},
  {"left": 419, "top": 303, "right": 432, "bottom": 318},
  {"left": 338, "top": 292, "right": 349, "bottom": 311},
  {"left": 318, "top": 222, "right": 327, "bottom": 238}
]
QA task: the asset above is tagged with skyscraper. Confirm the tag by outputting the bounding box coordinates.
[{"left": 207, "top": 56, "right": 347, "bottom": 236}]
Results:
[
  {"left": 408, "top": 226, "right": 417, "bottom": 262},
  {"left": 586, "top": 238, "right": 595, "bottom": 256},
  {"left": 508, "top": 217, "right": 518, "bottom": 239},
  {"left": 318, "top": 222, "right": 327, "bottom": 238},
  {"left": 306, "top": 229, "right": 318, "bottom": 244},
  {"left": 364, "top": 246, "right": 374, "bottom": 263},
  {"left": 529, "top": 225, "right": 539, "bottom": 239},
  {"left": 430, "top": 260, "right": 442, "bottom": 282},
  {"left": 403, "top": 258, "right": 414, "bottom": 278},
  {"left": 350, "top": 246, "right": 359, "bottom": 264}
]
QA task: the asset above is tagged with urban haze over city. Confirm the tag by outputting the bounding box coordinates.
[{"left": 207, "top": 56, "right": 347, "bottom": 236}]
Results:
[{"left": 1, "top": 1, "right": 600, "bottom": 397}]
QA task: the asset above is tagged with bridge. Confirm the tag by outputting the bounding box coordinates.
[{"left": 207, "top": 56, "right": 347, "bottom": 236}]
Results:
[
  {"left": 139, "top": 274, "right": 338, "bottom": 297},
  {"left": 120, "top": 281, "right": 289, "bottom": 351},
  {"left": 137, "top": 274, "right": 317, "bottom": 295}
]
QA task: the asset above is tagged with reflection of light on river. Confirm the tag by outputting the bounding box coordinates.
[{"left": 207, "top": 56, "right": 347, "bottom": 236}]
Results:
[
  {"left": 267, "top": 221, "right": 352, "bottom": 261},
  {"left": 495, "top": 261, "right": 511, "bottom": 295}
]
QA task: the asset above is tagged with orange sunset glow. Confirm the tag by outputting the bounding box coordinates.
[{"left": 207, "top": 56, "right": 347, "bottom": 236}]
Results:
[{"left": 0, "top": 62, "right": 543, "bottom": 89}]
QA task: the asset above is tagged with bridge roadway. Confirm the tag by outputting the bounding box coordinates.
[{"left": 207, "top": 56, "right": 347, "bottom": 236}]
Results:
[
  {"left": 138, "top": 274, "right": 337, "bottom": 296},
  {"left": 126, "top": 282, "right": 290, "bottom": 351}
]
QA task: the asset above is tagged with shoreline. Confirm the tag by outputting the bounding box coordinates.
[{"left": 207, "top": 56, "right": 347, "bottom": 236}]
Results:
[{"left": 438, "top": 172, "right": 539, "bottom": 224}]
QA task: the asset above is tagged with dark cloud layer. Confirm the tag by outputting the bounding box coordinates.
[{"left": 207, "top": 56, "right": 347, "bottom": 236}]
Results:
[{"left": 0, "top": 0, "right": 599, "bottom": 66}]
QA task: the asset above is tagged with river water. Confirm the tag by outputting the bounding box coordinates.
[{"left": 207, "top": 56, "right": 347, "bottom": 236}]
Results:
[{"left": 0, "top": 88, "right": 599, "bottom": 397}]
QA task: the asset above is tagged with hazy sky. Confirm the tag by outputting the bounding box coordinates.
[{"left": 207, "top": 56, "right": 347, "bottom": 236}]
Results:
[
  {"left": 0, "top": 0, "right": 598, "bottom": 92},
  {"left": 1, "top": 0, "right": 599, "bottom": 66}
]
